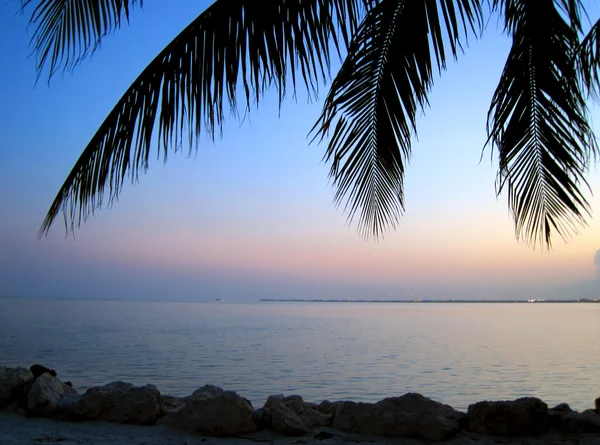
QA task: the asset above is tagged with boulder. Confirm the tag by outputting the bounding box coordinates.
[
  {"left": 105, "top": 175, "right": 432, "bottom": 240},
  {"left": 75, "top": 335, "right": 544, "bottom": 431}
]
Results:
[
  {"left": 26, "top": 373, "right": 65, "bottom": 416},
  {"left": 317, "top": 400, "right": 343, "bottom": 415},
  {"left": 264, "top": 395, "right": 331, "bottom": 435},
  {"left": 62, "top": 382, "right": 78, "bottom": 395},
  {"left": 332, "top": 393, "right": 464, "bottom": 441},
  {"left": 30, "top": 364, "right": 57, "bottom": 380},
  {"left": 263, "top": 394, "right": 285, "bottom": 410},
  {"left": 262, "top": 394, "right": 304, "bottom": 409},
  {"left": 162, "top": 395, "right": 186, "bottom": 414},
  {"left": 548, "top": 404, "right": 573, "bottom": 429},
  {"left": 551, "top": 403, "right": 572, "bottom": 412},
  {"left": 71, "top": 381, "right": 164, "bottom": 425},
  {"left": 548, "top": 408, "right": 573, "bottom": 431},
  {"left": 269, "top": 402, "right": 312, "bottom": 435},
  {"left": 467, "top": 397, "right": 548, "bottom": 436},
  {"left": 548, "top": 409, "right": 600, "bottom": 433},
  {"left": 56, "top": 392, "right": 82, "bottom": 415},
  {"left": 573, "top": 410, "right": 600, "bottom": 433},
  {"left": 186, "top": 384, "right": 224, "bottom": 401},
  {"left": 159, "top": 389, "right": 256, "bottom": 436},
  {"left": 0, "top": 366, "right": 32, "bottom": 407}
]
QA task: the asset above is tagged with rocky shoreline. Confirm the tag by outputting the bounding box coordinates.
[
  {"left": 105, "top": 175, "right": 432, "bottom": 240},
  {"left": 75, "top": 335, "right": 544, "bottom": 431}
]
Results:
[{"left": 1, "top": 364, "right": 599, "bottom": 444}]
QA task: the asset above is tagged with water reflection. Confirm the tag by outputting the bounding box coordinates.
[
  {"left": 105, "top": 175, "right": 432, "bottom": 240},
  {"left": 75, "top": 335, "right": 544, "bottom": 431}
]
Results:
[{"left": 0, "top": 300, "right": 598, "bottom": 411}]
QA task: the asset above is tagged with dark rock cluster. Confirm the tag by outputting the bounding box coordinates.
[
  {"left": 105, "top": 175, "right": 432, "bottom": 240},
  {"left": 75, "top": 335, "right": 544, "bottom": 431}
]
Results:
[{"left": 1, "top": 364, "right": 599, "bottom": 442}]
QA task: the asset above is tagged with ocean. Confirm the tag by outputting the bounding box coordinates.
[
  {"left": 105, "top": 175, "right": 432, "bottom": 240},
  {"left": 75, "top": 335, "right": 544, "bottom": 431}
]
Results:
[{"left": 0, "top": 299, "right": 598, "bottom": 411}]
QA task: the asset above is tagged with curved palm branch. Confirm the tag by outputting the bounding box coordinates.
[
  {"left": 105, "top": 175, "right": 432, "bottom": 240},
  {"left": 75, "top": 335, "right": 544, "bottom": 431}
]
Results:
[
  {"left": 577, "top": 17, "right": 600, "bottom": 97},
  {"left": 37, "top": 0, "right": 363, "bottom": 236},
  {"left": 488, "top": 0, "right": 598, "bottom": 248},
  {"left": 312, "top": 0, "right": 482, "bottom": 238},
  {"left": 21, "top": 0, "right": 143, "bottom": 81}
]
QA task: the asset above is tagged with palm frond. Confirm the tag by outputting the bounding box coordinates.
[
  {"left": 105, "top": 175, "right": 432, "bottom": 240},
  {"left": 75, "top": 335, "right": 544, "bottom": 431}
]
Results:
[
  {"left": 312, "top": 0, "right": 482, "bottom": 239},
  {"left": 39, "top": 0, "right": 363, "bottom": 236},
  {"left": 577, "top": 17, "right": 600, "bottom": 98},
  {"left": 20, "top": 0, "right": 143, "bottom": 81},
  {"left": 488, "top": 0, "right": 597, "bottom": 249}
]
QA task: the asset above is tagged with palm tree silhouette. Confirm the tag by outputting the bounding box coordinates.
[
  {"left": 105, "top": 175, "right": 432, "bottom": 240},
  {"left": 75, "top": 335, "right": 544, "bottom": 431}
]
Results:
[{"left": 20, "top": 0, "right": 600, "bottom": 248}]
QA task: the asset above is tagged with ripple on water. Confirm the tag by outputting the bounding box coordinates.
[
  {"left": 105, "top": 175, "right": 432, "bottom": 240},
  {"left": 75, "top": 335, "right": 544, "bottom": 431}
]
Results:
[{"left": 0, "top": 300, "right": 599, "bottom": 411}]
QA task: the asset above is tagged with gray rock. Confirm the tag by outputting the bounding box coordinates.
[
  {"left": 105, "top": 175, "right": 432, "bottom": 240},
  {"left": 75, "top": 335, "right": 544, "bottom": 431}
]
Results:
[
  {"left": 264, "top": 395, "right": 331, "bottom": 435},
  {"left": 269, "top": 402, "right": 312, "bottom": 436},
  {"left": 262, "top": 393, "right": 304, "bottom": 410},
  {"left": 548, "top": 408, "right": 570, "bottom": 430},
  {"left": 162, "top": 395, "right": 186, "bottom": 414},
  {"left": 263, "top": 394, "right": 286, "bottom": 410},
  {"left": 467, "top": 397, "right": 548, "bottom": 436},
  {"left": 71, "top": 381, "right": 164, "bottom": 425},
  {"left": 548, "top": 409, "right": 600, "bottom": 433},
  {"left": 26, "top": 373, "right": 65, "bottom": 416},
  {"left": 0, "top": 366, "right": 32, "bottom": 407},
  {"left": 29, "top": 364, "right": 57, "bottom": 380},
  {"left": 551, "top": 403, "right": 572, "bottom": 412},
  {"left": 576, "top": 410, "right": 600, "bottom": 433},
  {"left": 317, "top": 400, "right": 343, "bottom": 415},
  {"left": 186, "top": 384, "right": 224, "bottom": 401},
  {"left": 64, "top": 384, "right": 77, "bottom": 395},
  {"left": 158, "top": 389, "right": 256, "bottom": 436},
  {"left": 548, "top": 403, "right": 573, "bottom": 429},
  {"left": 333, "top": 393, "right": 464, "bottom": 441},
  {"left": 56, "top": 392, "right": 82, "bottom": 412}
]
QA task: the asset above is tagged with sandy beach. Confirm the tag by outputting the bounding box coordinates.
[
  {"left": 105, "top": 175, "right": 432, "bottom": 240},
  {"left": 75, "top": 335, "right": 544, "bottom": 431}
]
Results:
[{"left": 2, "top": 411, "right": 600, "bottom": 445}]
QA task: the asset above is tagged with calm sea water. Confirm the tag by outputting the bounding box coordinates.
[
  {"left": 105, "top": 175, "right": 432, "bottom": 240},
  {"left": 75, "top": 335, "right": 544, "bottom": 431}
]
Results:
[{"left": 0, "top": 299, "right": 598, "bottom": 411}]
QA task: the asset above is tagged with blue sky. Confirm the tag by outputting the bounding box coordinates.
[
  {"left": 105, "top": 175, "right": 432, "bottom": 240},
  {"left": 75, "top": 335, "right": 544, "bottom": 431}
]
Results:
[{"left": 1, "top": 0, "right": 599, "bottom": 301}]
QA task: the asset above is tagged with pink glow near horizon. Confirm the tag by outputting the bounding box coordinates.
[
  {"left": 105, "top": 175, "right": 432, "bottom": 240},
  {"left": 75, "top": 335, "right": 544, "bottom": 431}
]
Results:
[{"left": 78, "top": 217, "right": 600, "bottom": 290}]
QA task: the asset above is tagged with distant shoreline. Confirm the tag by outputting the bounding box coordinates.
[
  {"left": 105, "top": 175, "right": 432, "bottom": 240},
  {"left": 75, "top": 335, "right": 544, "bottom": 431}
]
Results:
[{"left": 259, "top": 298, "right": 599, "bottom": 303}]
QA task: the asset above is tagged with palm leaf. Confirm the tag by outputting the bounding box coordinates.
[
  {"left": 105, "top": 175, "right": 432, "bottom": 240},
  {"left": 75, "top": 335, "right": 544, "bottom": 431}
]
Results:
[
  {"left": 21, "top": 0, "right": 143, "bottom": 81},
  {"left": 38, "top": 0, "right": 363, "bottom": 236},
  {"left": 312, "top": 0, "right": 482, "bottom": 238},
  {"left": 577, "top": 17, "right": 600, "bottom": 97},
  {"left": 488, "top": 0, "right": 597, "bottom": 249}
]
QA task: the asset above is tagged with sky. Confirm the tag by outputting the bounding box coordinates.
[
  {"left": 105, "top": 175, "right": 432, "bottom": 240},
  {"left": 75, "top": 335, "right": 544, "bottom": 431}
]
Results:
[{"left": 0, "top": 1, "right": 599, "bottom": 302}]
